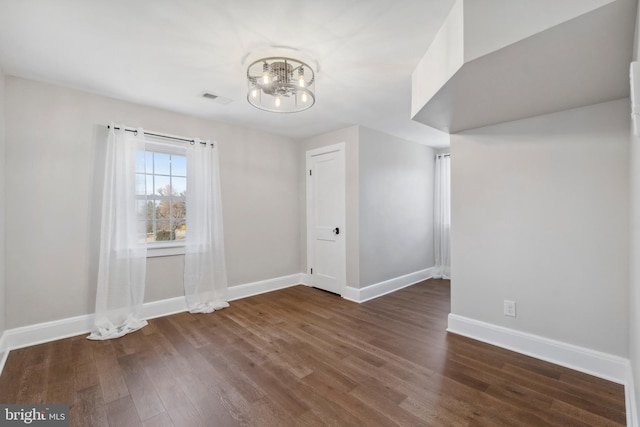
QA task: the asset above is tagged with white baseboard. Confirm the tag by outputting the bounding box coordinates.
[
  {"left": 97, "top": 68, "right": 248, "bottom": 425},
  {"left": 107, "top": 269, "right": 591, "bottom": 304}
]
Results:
[
  {"left": 341, "top": 285, "right": 360, "bottom": 302},
  {"left": 0, "top": 332, "right": 6, "bottom": 358},
  {"left": 0, "top": 273, "right": 306, "bottom": 374},
  {"left": 627, "top": 365, "right": 638, "bottom": 427},
  {"left": 141, "top": 296, "right": 189, "bottom": 320},
  {"left": 343, "top": 267, "right": 434, "bottom": 303},
  {"left": 227, "top": 273, "right": 306, "bottom": 301},
  {"left": 1, "top": 313, "right": 95, "bottom": 354},
  {"left": 300, "top": 273, "right": 312, "bottom": 287},
  {"left": 0, "top": 351, "right": 7, "bottom": 379},
  {"left": 448, "top": 314, "right": 639, "bottom": 425},
  {"left": 447, "top": 313, "right": 630, "bottom": 384}
]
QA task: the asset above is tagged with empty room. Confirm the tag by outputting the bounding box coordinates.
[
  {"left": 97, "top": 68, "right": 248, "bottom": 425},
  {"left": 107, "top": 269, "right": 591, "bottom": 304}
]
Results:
[{"left": 0, "top": 0, "right": 640, "bottom": 426}]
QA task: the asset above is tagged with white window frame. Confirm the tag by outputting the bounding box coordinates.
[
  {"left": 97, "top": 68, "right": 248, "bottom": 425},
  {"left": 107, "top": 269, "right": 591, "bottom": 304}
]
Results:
[{"left": 139, "top": 139, "right": 187, "bottom": 258}]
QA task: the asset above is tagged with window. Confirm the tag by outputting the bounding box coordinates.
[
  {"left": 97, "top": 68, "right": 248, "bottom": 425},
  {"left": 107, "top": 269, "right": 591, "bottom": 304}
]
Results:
[{"left": 135, "top": 141, "right": 187, "bottom": 255}]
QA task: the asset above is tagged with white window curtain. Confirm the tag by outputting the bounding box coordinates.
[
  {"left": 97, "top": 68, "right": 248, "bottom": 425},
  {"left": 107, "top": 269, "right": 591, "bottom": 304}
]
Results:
[
  {"left": 433, "top": 153, "right": 451, "bottom": 279},
  {"left": 184, "top": 140, "right": 229, "bottom": 313},
  {"left": 89, "top": 126, "right": 148, "bottom": 340}
]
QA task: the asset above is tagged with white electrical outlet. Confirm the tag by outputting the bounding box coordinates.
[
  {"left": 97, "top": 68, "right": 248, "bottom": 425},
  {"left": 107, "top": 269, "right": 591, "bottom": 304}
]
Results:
[{"left": 504, "top": 300, "right": 516, "bottom": 317}]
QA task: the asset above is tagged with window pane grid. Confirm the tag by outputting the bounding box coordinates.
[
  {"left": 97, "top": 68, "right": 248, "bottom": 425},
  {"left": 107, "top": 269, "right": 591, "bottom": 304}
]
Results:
[{"left": 137, "top": 150, "right": 187, "bottom": 243}]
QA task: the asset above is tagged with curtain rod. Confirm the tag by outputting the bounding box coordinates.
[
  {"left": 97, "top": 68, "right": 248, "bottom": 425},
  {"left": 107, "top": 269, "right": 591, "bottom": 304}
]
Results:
[
  {"left": 436, "top": 153, "right": 450, "bottom": 157},
  {"left": 107, "top": 125, "right": 212, "bottom": 146}
]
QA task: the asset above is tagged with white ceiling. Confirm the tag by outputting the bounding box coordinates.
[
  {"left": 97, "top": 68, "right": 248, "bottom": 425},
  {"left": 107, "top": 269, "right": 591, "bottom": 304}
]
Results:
[
  {"left": 412, "top": 0, "right": 636, "bottom": 133},
  {"left": 0, "top": 0, "right": 455, "bottom": 145}
]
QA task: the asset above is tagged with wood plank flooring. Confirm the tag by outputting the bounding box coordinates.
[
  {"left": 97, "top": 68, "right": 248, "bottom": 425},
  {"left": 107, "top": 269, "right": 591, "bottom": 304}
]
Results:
[{"left": 0, "top": 279, "right": 627, "bottom": 426}]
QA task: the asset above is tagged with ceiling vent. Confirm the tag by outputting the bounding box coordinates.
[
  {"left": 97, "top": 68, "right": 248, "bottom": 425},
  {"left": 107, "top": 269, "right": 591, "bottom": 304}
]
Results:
[{"left": 202, "top": 92, "right": 232, "bottom": 105}]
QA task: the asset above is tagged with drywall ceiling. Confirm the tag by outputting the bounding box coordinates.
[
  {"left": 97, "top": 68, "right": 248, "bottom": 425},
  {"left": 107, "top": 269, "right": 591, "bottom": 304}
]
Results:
[
  {"left": 0, "top": 0, "right": 455, "bottom": 145},
  {"left": 411, "top": 0, "right": 636, "bottom": 133}
]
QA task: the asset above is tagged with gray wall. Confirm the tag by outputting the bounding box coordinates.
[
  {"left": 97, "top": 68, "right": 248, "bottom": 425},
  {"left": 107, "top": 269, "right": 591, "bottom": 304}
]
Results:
[
  {"left": 358, "top": 127, "right": 435, "bottom": 286},
  {"left": 630, "top": 4, "right": 640, "bottom": 416},
  {"left": 451, "top": 98, "right": 630, "bottom": 356},
  {"left": 631, "top": 102, "right": 640, "bottom": 425},
  {"left": 0, "top": 70, "right": 5, "bottom": 343},
  {"left": 4, "top": 76, "right": 300, "bottom": 329}
]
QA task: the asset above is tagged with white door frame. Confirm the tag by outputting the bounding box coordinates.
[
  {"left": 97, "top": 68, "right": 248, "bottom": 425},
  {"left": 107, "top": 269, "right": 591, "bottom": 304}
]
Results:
[{"left": 306, "top": 143, "right": 346, "bottom": 295}]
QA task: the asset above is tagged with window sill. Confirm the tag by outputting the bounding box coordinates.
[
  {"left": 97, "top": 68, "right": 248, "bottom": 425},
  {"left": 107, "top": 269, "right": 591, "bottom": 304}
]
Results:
[{"left": 147, "top": 243, "right": 185, "bottom": 258}]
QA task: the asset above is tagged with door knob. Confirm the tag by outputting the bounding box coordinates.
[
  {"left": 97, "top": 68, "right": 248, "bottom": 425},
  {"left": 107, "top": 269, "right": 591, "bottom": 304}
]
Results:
[{"left": 333, "top": 227, "right": 340, "bottom": 235}]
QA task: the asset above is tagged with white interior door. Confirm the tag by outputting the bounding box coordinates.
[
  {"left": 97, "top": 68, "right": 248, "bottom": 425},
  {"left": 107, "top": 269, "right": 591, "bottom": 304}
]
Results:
[{"left": 306, "top": 143, "right": 346, "bottom": 295}]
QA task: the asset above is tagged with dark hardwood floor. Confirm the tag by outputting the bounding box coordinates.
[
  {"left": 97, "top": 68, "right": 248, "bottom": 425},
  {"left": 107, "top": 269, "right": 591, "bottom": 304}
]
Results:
[{"left": 0, "top": 279, "right": 627, "bottom": 426}]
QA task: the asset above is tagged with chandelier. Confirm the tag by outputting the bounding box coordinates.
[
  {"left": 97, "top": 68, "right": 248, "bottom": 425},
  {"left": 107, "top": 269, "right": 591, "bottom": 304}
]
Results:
[{"left": 246, "top": 57, "right": 316, "bottom": 113}]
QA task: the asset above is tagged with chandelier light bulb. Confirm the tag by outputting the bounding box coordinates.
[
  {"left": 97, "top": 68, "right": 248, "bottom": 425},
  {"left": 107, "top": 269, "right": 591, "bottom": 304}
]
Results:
[
  {"left": 302, "top": 92, "right": 308, "bottom": 103},
  {"left": 262, "top": 63, "right": 270, "bottom": 84},
  {"left": 275, "top": 97, "right": 281, "bottom": 107},
  {"left": 251, "top": 88, "right": 258, "bottom": 98},
  {"left": 298, "top": 67, "right": 305, "bottom": 87}
]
